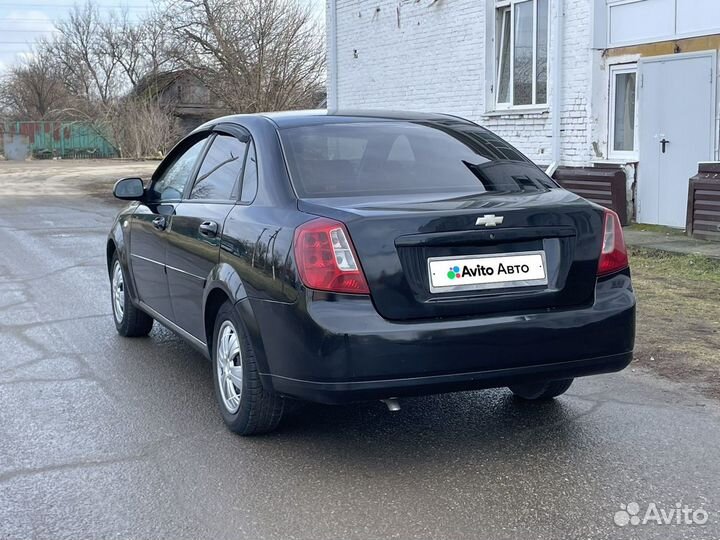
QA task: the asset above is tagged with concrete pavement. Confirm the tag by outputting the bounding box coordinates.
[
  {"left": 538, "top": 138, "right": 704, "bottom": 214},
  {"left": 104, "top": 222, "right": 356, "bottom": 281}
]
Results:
[{"left": 624, "top": 228, "right": 720, "bottom": 259}]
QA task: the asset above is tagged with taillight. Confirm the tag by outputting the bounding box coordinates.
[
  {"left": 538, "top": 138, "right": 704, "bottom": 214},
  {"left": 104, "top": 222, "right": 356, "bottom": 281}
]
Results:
[
  {"left": 293, "top": 218, "right": 370, "bottom": 294},
  {"left": 597, "top": 209, "right": 629, "bottom": 277}
]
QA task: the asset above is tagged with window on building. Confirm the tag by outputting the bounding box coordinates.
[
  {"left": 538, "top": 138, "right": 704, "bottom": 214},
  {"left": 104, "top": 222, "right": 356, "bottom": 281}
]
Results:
[
  {"left": 495, "top": 0, "right": 549, "bottom": 108},
  {"left": 609, "top": 65, "right": 637, "bottom": 158}
]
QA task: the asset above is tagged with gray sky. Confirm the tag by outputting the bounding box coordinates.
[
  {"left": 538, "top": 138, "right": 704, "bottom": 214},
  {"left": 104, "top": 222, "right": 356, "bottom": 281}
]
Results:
[{"left": 0, "top": 0, "right": 324, "bottom": 73}]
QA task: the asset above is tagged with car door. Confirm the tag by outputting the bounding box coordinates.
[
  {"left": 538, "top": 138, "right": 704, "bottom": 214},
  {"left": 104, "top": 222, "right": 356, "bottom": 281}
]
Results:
[
  {"left": 129, "top": 133, "right": 210, "bottom": 319},
  {"left": 165, "top": 126, "right": 250, "bottom": 339}
]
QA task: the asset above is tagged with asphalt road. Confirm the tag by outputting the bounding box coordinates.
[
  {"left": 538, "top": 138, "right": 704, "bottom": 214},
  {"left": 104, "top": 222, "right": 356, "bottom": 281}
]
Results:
[{"left": 1, "top": 161, "right": 720, "bottom": 540}]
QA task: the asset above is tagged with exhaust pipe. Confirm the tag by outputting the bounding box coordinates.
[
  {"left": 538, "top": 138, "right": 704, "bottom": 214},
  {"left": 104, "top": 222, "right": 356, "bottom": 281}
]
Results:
[{"left": 381, "top": 398, "right": 401, "bottom": 412}]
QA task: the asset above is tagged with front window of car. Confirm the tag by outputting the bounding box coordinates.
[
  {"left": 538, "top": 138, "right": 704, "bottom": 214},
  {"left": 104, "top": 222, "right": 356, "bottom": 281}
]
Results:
[
  {"left": 149, "top": 137, "right": 208, "bottom": 202},
  {"left": 280, "top": 121, "right": 555, "bottom": 198}
]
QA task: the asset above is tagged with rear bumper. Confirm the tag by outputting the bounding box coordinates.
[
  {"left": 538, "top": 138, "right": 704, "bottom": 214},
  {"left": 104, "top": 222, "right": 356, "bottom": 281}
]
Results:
[
  {"left": 250, "top": 272, "right": 635, "bottom": 404},
  {"left": 268, "top": 352, "right": 632, "bottom": 403}
]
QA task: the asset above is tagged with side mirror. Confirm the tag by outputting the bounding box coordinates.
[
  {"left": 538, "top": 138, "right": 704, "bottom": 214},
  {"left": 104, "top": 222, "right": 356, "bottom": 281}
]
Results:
[{"left": 113, "top": 177, "right": 145, "bottom": 200}]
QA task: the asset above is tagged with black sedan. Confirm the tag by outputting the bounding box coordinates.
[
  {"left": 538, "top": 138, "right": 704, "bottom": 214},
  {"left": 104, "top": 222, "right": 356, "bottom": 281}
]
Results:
[{"left": 107, "top": 110, "right": 635, "bottom": 435}]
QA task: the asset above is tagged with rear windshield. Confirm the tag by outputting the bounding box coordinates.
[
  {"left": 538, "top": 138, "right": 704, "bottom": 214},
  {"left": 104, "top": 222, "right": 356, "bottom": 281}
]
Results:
[{"left": 279, "top": 121, "right": 556, "bottom": 198}]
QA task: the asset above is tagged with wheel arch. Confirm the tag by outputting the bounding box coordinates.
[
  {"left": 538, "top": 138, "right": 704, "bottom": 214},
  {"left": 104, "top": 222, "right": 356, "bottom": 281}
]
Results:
[
  {"left": 107, "top": 212, "right": 131, "bottom": 266},
  {"left": 106, "top": 239, "right": 117, "bottom": 276},
  {"left": 106, "top": 218, "right": 140, "bottom": 303},
  {"left": 203, "top": 263, "right": 273, "bottom": 381},
  {"left": 204, "top": 287, "right": 231, "bottom": 354},
  {"left": 203, "top": 262, "right": 248, "bottom": 348}
]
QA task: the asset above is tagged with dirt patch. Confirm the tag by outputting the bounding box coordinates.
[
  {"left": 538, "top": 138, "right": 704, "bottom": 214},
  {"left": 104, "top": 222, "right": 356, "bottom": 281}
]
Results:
[
  {"left": 73, "top": 161, "right": 160, "bottom": 202},
  {"left": 626, "top": 223, "right": 686, "bottom": 236},
  {"left": 630, "top": 247, "right": 720, "bottom": 399},
  {"left": 0, "top": 159, "right": 158, "bottom": 201}
]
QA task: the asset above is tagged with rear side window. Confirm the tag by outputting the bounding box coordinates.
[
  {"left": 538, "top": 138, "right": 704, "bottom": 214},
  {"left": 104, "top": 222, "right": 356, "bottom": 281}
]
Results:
[
  {"left": 190, "top": 134, "right": 247, "bottom": 200},
  {"left": 280, "top": 121, "right": 555, "bottom": 198},
  {"left": 240, "top": 141, "right": 258, "bottom": 203}
]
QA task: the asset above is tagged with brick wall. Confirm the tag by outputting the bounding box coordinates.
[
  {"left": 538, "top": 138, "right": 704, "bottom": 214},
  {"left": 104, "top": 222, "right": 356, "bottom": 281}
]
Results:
[{"left": 328, "top": 0, "right": 595, "bottom": 167}]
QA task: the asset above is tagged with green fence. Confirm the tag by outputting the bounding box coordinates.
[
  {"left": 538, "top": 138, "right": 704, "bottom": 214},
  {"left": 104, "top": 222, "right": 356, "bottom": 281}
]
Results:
[{"left": 1, "top": 121, "right": 117, "bottom": 159}]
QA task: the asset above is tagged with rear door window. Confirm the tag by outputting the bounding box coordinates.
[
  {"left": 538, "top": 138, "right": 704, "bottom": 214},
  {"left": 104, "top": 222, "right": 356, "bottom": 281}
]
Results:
[
  {"left": 189, "top": 134, "right": 248, "bottom": 201},
  {"left": 240, "top": 141, "right": 258, "bottom": 203},
  {"left": 280, "top": 121, "right": 555, "bottom": 198}
]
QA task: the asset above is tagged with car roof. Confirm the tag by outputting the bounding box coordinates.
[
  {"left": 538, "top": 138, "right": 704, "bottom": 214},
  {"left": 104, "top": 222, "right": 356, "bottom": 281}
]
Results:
[{"left": 206, "top": 109, "right": 475, "bottom": 129}]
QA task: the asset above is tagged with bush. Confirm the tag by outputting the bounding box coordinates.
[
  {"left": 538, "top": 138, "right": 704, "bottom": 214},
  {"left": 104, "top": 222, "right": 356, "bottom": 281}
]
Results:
[{"left": 106, "top": 99, "right": 182, "bottom": 159}]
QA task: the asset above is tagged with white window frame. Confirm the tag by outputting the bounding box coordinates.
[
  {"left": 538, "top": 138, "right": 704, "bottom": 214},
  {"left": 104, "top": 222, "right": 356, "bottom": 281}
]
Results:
[
  {"left": 608, "top": 63, "right": 639, "bottom": 160},
  {"left": 494, "top": 0, "right": 549, "bottom": 111}
]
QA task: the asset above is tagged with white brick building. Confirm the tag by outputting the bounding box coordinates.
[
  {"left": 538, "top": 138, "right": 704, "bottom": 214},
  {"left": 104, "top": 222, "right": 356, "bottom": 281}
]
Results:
[{"left": 326, "top": 0, "right": 720, "bottom": 228}]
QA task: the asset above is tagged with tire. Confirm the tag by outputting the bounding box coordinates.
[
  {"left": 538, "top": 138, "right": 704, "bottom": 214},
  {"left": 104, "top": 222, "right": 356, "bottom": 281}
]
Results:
[
  {"left": 212, "top": 301, "right": 284, "bottom": 435},
  {"left": 110, "top": 253, "right": 153, "bottom": 337},
  {"left": 509, "top": 378, "right": 574, "bottom": 400}
]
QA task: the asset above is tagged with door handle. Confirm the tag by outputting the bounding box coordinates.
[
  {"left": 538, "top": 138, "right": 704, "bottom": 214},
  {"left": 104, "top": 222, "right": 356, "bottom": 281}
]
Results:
[
  {"left": 152, "top": 216, "right": 166, "bottom": 230},
  {"left": 660, "top": 138, "right": 670, "bottom": 153},
  {"left": 199, "top": 220, "right": 219, "bottom": 238}
]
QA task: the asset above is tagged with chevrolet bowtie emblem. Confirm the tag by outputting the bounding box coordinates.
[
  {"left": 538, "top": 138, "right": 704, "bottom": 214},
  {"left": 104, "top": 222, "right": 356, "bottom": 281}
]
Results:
[{"left": 475, "top": 214, "right": 504, "bottom": 227}]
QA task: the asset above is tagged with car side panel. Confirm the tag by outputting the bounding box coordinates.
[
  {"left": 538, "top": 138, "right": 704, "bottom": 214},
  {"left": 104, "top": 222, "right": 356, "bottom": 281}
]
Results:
[
  {"left": 204, "top": 262, "right": 248, "bottom": 307},
  {"left": 219, "top": 205, "right": 304, "bottom": 303},
  {"left": 211, "top": 206, "right": 305, "bottom": 382},
  {"left": 195, "top": 117, "right": 305, "bottom": 376},
  {"left": 166, "top": 202, "right": 235, "bottom": 339},
  {"left": 128, "top": 203, "right": 177, "bottom": 320}
]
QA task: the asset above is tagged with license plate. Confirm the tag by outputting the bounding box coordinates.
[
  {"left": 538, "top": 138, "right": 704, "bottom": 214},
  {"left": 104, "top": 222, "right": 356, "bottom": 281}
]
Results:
[{"left": 428, "top": 251, "right": 548, "bottom": 293}]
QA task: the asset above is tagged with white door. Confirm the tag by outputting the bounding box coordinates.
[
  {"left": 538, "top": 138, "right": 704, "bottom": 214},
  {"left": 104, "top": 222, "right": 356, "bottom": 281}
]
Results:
[{"left": 637, "top": 53, "right": 715, "bottom": 227}]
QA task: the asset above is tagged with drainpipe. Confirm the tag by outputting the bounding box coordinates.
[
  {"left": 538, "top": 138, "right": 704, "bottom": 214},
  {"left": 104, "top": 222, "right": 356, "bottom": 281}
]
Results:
[
  {"left": 327, "top": 0, "right": 339, "bottom": 111},
  {"left": 550, "top": 0, "right": 564, "bottom": 168}
]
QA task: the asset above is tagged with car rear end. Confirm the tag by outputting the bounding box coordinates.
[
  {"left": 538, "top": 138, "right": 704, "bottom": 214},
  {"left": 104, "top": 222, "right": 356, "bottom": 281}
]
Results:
[{"left": 262, "top": 115, "right": 635, "bottom": 403}]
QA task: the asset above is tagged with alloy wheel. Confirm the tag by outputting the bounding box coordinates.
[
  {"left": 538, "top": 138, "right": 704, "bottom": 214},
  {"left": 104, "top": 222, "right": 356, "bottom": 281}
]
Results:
[
  {"left": 216, "top": 320, "right": 243, "bottom": 413},
  {"left": 112, "top": 260, "right": 125, "bottom": 324}
]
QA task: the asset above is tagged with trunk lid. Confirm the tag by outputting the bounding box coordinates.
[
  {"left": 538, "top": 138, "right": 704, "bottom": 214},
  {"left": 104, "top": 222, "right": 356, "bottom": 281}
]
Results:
[{"left": 299, "top": 189, "right": 604, "bottom": 321}]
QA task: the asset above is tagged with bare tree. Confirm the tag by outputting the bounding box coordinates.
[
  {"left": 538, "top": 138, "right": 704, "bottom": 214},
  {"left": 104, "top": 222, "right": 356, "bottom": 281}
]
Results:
[
  {"left": 1, "top": 0, "right": 324, "bottom": 159},
  {"left": 99, "top": 10, "right": 177, "bottom": 88},
  {"left": 139, "top": 12, "right": 179, "bottom": 78},
  {"left": 0, "top": 48, "right": 71, "bottom": 119},
  {"left": 166, "top": 0, "right": 325, "bottom": 112},
  {"left": 47, "top": 2, "right": 126, "bottom": 105},
  {"left": 11, "top": 1, "right": 182, "bottom": 158},
  {"left": 99, "top": 10, "right": 146, "bottom": 88}
]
